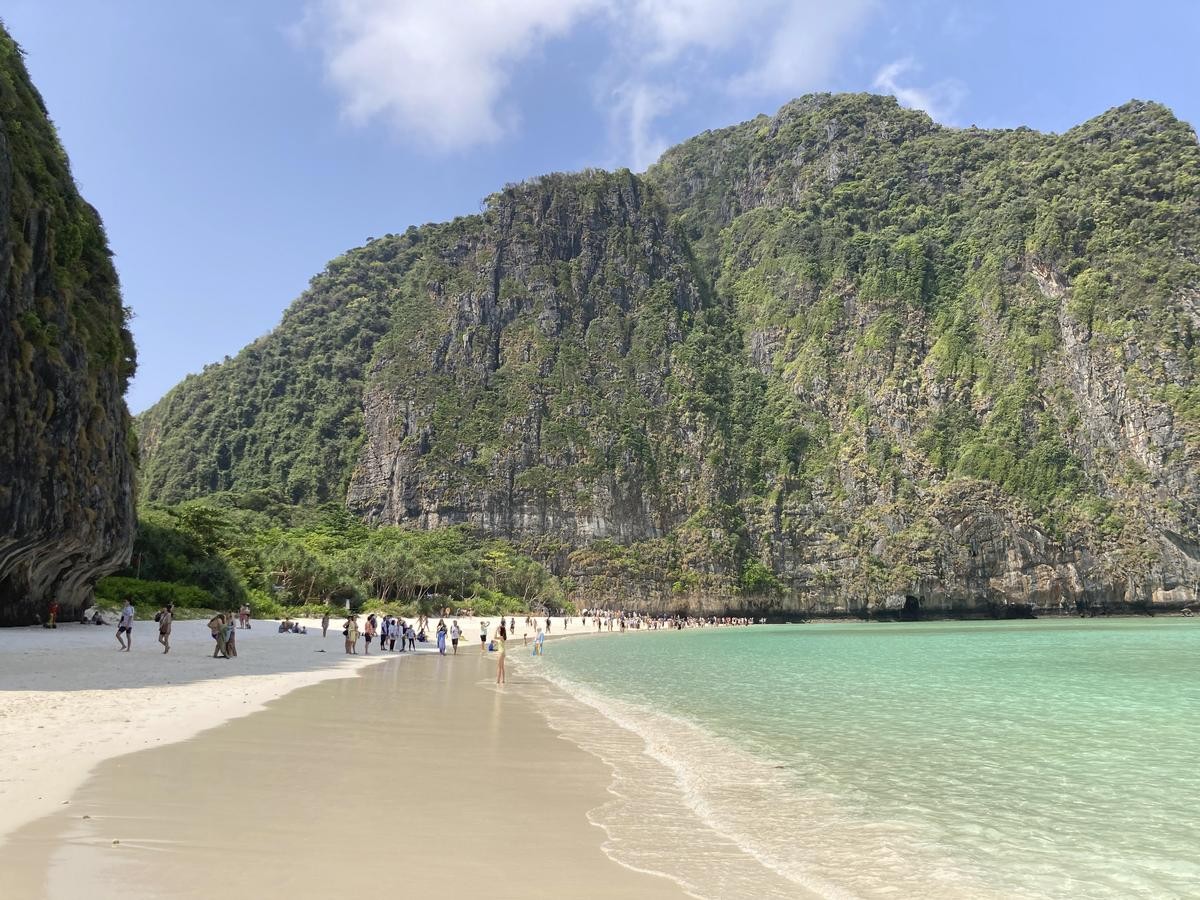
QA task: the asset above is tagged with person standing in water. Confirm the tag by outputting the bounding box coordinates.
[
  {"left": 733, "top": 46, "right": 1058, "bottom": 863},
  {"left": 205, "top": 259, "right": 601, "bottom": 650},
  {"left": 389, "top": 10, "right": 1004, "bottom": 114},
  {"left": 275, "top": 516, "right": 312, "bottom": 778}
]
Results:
[
  {"left": 156, "top": 603, "right": 173, "bottom": 654},
  {"left": 116, "top": 598, "right": 135, "bottom": 651},
  {"left": 436, "top": 619, "right": 447, "bottom": 655},
  {"left": 321, "top": 611, "right": 330, "bottom": 638},
  {"left": 480, "top": 620, "right": 489, "bottom": 655},
  {"left": 450, "top": 620, "right": 461, "bottom": 654},
  {"left": 495, "top": 623, "right": 507, "bottom": 684}
]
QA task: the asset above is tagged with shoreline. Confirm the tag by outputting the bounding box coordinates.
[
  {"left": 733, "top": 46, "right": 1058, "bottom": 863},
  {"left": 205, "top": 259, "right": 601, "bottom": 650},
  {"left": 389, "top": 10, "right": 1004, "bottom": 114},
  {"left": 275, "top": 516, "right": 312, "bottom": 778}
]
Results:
[
  {"left": 0, "top": 613, "right": 604, "bottom": 848},
  {"left": 0, "top": 646, "right": 691, "bottom": 900}
]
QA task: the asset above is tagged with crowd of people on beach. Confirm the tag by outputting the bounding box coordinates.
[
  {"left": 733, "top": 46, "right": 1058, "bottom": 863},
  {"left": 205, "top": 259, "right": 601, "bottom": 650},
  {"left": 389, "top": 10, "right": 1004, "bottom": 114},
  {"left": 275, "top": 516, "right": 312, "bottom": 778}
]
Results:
[
  {"left": 579, "top": 608, "right": 759, "bottom": 631},
  {"left": 70, "top": 595, "right": 759, "bottom": 679}
]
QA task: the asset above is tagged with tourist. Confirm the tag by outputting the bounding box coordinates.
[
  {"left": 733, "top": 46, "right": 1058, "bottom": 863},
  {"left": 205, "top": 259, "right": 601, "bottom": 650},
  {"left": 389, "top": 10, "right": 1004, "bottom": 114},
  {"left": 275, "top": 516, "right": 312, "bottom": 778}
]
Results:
[
  {"left": 47, "top": 599, "right": 58, "bottom": 629},
  {"left": 396, "top": 618, "right": 406, "bottom": 652},
  {"left": 480, "top": 620, "right": 489, "bottom": 655},
  {"left": 450, "top": 620, "right": 461, "bottom": 654},
  {"left": 208, "top": 613, "right": 227, "bottom": 658},
  {"left": 116, "top": 598, "right": 135, "bottom": 652},
  {"left": 534, "top": 627, "right": 545, "bottom": 656},
  {"left": 406, "top": 621, "right": 416, "bottom": 651},
  {"left": 156, "top": 603, "right": 173, "bottom": 654},
  {"left": 344, "top": 614, "right": 359, "bottom": 654},
  {"left": 436, "top": 618, "right": 447, "bottom": 655},
  {"left": 364, "top": 613, "right": 377, "bottom": 655},
  {"left": 321, "top": 611, "right": 330, "bottom": 638},
  {"left": 224, "top": 612, "right": 238, "bottom": 658},
  {"left": 495, "top": 624, "right": 507, "bottom": 685}
]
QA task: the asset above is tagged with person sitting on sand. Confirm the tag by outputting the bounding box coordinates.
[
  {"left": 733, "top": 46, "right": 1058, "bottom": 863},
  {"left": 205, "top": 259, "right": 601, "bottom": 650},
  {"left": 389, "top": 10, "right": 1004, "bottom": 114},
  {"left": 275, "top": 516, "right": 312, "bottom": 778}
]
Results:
[
  {"left": 156, "top": 603, "right": 173, "bottom": 654},
  {"left": 116, "top": 599, "right": 135, "bottom": 652},
  {"left": 208, "top": 613, "right": 227, "bottom": 658},
  {"left": 344, "top": 614, "right": 359, "bottom": 654}
]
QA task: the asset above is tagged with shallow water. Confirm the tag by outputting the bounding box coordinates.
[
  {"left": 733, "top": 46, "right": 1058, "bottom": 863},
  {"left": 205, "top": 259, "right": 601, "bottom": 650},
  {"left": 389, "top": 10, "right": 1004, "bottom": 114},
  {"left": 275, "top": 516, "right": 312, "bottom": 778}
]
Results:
[{"left": 532, "top": 619, "right": 1200, "bottom": 899}]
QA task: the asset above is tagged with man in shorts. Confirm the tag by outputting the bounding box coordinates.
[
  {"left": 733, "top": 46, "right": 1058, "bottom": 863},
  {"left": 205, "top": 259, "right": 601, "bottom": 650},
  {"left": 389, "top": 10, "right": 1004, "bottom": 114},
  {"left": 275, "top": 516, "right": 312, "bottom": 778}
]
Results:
[
  {"left": 116, "top": 599, "right": 135, "bottom": 651},
  {"left": 480, "top": 620, "right": 489, "bottom": 655},
  {"left": 450, "top": 620, "right": 461, "bottom": 655}
]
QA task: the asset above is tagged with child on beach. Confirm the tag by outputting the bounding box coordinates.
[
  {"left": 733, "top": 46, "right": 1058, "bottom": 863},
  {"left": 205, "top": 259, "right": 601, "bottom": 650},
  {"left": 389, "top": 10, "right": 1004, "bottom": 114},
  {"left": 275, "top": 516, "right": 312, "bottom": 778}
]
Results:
[{"left": 116, "top": 599, "right": 135, "bottom": 651}]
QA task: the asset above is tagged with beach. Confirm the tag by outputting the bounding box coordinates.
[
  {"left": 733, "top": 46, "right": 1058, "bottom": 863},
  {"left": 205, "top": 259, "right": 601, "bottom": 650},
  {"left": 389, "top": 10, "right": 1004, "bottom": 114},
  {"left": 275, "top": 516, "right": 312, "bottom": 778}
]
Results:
[{"left": 0, "top": 618, "right": 687, "bottom": 899}]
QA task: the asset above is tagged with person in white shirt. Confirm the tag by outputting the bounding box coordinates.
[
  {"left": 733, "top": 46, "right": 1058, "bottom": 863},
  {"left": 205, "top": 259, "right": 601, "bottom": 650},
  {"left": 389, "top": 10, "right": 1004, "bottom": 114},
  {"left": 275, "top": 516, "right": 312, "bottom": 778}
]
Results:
[
  {"left": 450, "top": 621, "right": 461, "bottom": 654},
  {"left": 116, "top": 600, "right": 135, "bottom": 652}
]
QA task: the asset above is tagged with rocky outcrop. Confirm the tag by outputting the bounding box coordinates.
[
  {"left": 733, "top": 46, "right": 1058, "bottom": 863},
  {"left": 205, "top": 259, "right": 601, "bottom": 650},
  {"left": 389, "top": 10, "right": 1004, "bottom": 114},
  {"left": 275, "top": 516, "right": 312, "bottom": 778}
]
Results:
[
  {"left": 0, "top": 30, "right": 136, "bottom": 625},
  {"left": 138, "top": 95, "right": 1200, "bottom": 617}
]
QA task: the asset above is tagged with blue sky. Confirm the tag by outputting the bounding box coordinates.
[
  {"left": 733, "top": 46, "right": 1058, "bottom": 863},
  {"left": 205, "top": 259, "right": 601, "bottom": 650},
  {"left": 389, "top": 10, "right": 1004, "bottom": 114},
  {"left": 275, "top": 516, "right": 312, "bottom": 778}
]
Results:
[{"left": 5, "top": 0, "right": 1198, "bottom": 413}]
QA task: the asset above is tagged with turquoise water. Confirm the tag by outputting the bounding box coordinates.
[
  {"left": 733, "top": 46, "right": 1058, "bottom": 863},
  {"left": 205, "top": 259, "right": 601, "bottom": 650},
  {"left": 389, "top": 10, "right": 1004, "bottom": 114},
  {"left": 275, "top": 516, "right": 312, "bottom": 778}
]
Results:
[{"left": 529, "top": 620, "right": 1200, "bottom": 899}]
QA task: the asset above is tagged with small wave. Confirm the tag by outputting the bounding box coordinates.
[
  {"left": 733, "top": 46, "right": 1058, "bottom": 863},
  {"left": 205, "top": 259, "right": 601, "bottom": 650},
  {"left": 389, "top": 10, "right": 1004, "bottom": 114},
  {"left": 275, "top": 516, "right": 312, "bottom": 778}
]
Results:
[{"left": 516, "top": 657, "right": 1020, "bottom": 900}]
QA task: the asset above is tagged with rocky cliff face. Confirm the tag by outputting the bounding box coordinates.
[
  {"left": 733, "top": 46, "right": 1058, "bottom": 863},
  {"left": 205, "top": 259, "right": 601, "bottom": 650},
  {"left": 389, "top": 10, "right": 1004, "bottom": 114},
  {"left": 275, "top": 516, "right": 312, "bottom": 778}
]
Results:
[
  {"left": 0, "top": 30, "right": 136, "bottom": 625},
  {"left": 138, "top": 95, "right": 1200, "bottom": 617}
]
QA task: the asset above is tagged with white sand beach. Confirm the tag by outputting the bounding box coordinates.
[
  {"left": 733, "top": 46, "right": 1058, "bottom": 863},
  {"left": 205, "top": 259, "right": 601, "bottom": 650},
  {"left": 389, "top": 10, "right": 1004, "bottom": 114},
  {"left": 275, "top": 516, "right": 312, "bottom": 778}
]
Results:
[{"left": 0, "top": 613, "right": 552, "bottom": 847}]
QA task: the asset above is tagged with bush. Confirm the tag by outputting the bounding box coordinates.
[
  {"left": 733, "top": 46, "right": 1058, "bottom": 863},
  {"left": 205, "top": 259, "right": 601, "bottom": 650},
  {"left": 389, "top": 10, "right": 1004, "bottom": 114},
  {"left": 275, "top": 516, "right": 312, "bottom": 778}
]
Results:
[{"left": 94, "top": 576, "right": 215, "bottom": 618}]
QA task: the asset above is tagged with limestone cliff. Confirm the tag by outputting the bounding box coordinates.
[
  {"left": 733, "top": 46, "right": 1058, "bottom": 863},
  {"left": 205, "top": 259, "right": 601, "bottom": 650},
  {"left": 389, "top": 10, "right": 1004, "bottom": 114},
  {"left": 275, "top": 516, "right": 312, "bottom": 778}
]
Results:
[
  {"left": 0, "top": 29, "right": 136, "bottom": 625},
  {"left": 138, "top": 95, "right": 1200, "bottom": 617}
]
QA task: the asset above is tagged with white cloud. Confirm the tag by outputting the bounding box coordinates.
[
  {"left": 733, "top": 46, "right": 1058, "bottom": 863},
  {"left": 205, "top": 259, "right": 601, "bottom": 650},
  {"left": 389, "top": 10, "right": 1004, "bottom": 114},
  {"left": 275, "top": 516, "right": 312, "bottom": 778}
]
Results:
[
  {"left": 729, "top": 1, "right": 877, "bottom": 95},
  {"left": 613, "top": 81, "right": 681, "bottom": 170},
  {"left": 298, "top": 1, "right": 925, "bottom": 164},
  {"left": 872, "top": 57, "right": 966, "bottom": 124},
  {"left": 298, "top": 0, "right": 604, "bottom": 149}
]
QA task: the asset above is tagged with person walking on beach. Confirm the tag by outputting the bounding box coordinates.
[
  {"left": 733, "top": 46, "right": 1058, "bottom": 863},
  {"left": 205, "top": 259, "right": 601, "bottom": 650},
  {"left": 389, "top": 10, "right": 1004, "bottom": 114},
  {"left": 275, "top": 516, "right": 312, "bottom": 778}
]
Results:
[
  {"left": 344, "top": 614, "right": 359, "bottom": 654},
  {"left": 321, "top": 611, "right": 330, "bottom": 638},
  {"left": 156, "top": 603, "right": 173, "bottom": 654},
  {"left": 208, "top": 613, "right": 227, "bottom": 658},
  {"left": 495, "top": 624, "right": 507, "bottom": 685},
  {"left": 450, "top": 620, "right": 461, "bottom": 654},
  {"left": 116, "top": 599, "right": 135, "bottom": 651},
  {"left": 480, "top": 620, "right": 489, "bottom": 655},
  {"left": 224, "top": 612, "right": 238, "bottom": 658},
  {"left": 436, "top": 619, "right": 447, "bottom": 655}
]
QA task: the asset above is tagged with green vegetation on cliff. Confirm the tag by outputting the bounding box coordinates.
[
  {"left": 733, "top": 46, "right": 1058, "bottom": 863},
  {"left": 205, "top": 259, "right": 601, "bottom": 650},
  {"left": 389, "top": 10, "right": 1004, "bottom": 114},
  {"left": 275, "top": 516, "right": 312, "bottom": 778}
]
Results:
[
  {"left": 136, "top": 94, "right": 1200, "bottom": 615},
  {"left": 0, "top": 26, "right": 137, "bottom": 625}
]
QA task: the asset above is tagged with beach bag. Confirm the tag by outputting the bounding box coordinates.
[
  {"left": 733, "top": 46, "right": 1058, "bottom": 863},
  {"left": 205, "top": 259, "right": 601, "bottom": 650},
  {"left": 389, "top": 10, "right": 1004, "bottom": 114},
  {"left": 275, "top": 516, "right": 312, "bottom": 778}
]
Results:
[{"left": 154, "top": 611, "right": 162, "bottom": 623}]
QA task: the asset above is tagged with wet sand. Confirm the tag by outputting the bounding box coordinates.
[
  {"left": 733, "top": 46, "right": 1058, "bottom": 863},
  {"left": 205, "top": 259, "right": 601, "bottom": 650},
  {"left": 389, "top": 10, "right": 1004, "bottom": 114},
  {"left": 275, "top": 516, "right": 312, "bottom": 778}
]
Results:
[{"left": 1, "top": 650, "right": 689, "bottom": 900}]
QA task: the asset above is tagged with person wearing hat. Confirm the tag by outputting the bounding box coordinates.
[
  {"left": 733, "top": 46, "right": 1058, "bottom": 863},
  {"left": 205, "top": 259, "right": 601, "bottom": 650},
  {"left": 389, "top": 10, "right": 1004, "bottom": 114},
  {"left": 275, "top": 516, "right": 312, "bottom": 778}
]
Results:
[{"left": 344, "top": 614, "right": 359, "bottom": 655}]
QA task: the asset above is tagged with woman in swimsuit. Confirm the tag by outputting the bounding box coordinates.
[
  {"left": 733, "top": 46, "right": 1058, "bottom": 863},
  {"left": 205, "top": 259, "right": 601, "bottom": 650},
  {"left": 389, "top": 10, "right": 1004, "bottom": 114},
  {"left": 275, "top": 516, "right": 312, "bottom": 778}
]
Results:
[{"left": 495, "top": 623, "right": 507, "bottom": 685}]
